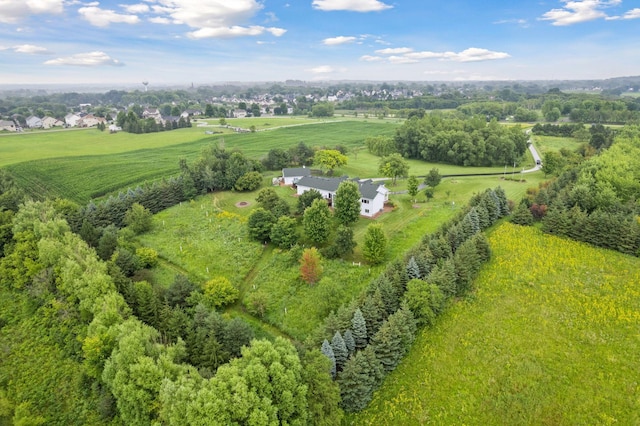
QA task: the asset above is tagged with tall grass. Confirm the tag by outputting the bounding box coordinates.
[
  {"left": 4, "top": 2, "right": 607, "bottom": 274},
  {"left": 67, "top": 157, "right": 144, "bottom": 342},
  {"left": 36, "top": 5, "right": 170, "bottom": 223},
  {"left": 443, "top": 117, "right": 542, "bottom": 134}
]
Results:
[{"left": 350, "top": 223, "right": 640, "bottom": 425}]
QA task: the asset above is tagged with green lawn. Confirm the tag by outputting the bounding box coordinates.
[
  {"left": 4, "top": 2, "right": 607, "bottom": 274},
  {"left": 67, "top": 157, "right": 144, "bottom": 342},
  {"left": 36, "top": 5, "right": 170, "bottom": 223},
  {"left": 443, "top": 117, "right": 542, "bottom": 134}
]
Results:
[
  {"left": 350, "top": 223, "right": 640, "bottom": 425},
  {"left": 532, "top": 135, "right": 583, "bottom": 155}
]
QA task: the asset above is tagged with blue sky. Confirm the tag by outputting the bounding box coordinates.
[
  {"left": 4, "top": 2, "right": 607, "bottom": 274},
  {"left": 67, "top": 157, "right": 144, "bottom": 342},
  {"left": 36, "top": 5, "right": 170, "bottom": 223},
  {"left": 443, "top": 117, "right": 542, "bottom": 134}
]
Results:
[{"left": 0, "top": 0, "right": 639, "bottom": 85}]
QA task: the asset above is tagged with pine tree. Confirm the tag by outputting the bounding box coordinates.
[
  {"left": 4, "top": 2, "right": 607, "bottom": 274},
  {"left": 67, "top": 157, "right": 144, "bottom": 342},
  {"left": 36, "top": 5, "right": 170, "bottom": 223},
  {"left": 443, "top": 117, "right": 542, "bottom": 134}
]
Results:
[
  {"left": 360, "top": 292, "right": 385, "bottom": 337},
  {"left": 511, "top": 201, "right": 534, "bottom": 226},
  {"left": 331, "top": 331, "right": 348, "bottom": 371},
  {"left": 321, "top": 339, "right": 336, "bottom": 378},
  {"left": 453, "top": 238, "right": 481, "bottom": 295},
  {"left": 343, "top": 329, "right": 355, "bottom": 355},
  {"left": 371, "top": 318, "right": 402, "bottom": 372},
  {"left": 406, "top": 256, "right": 421, "bottom": 280},
  {"left": 351, "top": 308, "right": 368, "bottom": 350},
  {"left": 494, "top": 186, "right": 510, "bottom": 216},
  {"left": 337, "top": 347, "right": 383, "bottom": 412},
  {"left": 371, "top": 275, "right": 399, "bottom": 315}
]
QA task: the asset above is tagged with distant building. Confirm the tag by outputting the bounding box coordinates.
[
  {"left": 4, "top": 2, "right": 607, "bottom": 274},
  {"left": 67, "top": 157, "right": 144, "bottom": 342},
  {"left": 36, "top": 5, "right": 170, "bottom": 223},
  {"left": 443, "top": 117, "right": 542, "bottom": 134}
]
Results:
[
  {"left": 0, "top": 119, "right": 17, "bottom": 132},
  {"left": 25, "top": 115, "right": 43, "bottom": 128}
]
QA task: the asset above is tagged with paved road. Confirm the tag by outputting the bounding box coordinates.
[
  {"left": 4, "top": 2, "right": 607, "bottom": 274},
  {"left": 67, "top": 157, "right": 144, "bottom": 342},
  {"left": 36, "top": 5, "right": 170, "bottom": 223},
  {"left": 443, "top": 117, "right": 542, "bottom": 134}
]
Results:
[{"left": 523, "top": 130, "right": 542, "bottom": 174}]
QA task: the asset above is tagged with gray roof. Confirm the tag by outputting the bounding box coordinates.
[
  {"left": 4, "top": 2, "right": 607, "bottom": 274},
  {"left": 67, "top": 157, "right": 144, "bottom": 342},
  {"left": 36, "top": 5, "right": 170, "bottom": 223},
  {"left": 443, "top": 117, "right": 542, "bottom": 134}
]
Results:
[
  {"left": 357, "top": 179, "right": 383, "bottom": 200},
  {"left": 296, "top": 175, "right": 348, "bottom": 192},
  {"left": 283, "top": 167, "right": 311, "bottom": 178},
  {"left": 298, "top": 176, "right": 384, "bottom": 200}
]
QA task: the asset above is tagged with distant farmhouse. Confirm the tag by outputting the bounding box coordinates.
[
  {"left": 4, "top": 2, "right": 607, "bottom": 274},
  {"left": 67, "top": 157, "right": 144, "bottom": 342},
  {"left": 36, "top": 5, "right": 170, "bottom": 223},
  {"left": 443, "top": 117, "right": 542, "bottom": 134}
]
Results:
[
  {"left": 0, "top": 119, "right": 17, "bottom": 132},
  {"left": 294, "top": 175, "right": 389, "bottom": 218}
]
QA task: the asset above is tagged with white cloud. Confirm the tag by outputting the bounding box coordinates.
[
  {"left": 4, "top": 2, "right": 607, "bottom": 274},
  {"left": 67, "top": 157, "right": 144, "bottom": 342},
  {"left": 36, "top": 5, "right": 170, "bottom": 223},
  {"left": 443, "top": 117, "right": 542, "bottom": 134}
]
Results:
[
  {"left": 312, "top": 0, "right": 392, "bottom": 12},
  {"left": 78, "top": 6, "right": 140, "bottom": 27},
  {"left": 264, "top": 11, "right": 278, "bottom": 22},
  {"left": 622, "top": 8, "right": 640, "bottom": 19},
  {"left": 323, "top": 36, "right": 357, "bottom": 45},
  {"left": 309, "top": 65, "right": 335, "bottom": 73},
  {"left": 44, "top": 51, "right": 124, "bottom": 66},
  {"left": 493, "top": 18, "right": 529, "bottom": 28},
  {"left": 145, "top": 0, "right": 286, "bottom": 39},
  {"left": 120, "top": 3, "right": 150, "bottom": 14},
  {"left": 381, "top": 47, "right": 510, "bottom": 63},
  {"left": 540, "top": 0, "right": 621, "bottom": 26},
  {"left": 360, "top": 55, "right": 383, "bottom": 61},
  {"left": 388, "top": 55, "right": 419, "bottom": 64},
  {"left": 0, "top": 0, "right": 65, "bottom": 24},
  {"left": 13, "top": 44, "right": 51, "bottom": 54},
  {"left": 447, "top": 47, "right": 510, "bottom": 62},
  {"left": 405, "top": 51, "right": 445, "bottom": 59},
  {"left": 187, "top": 25, "right": 285, "bottom": 39},
  {"left": 149, "top": 16, "right": 171, "bottom": 24},
  {"left": 375, "top": 47, "right": 413, "bottom": 55}
]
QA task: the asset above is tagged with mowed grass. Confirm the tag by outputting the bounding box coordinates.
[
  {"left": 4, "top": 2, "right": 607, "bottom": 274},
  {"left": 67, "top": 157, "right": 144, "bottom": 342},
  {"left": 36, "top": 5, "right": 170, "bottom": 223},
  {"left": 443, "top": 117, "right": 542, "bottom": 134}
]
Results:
[
  {"left": 5, "top": 121, "right": 398, "bottom": 203},
  {"left": 350, "top": 223, "right": 640, "bottom": 425},
  {"left": 532, "top": 135, "right": 583, "bottom": 155}
]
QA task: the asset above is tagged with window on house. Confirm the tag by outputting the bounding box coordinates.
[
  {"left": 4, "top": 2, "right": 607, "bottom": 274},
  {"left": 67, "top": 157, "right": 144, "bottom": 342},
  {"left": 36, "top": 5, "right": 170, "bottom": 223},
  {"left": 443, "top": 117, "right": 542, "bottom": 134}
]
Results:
[
  {"left": 365, "top": 209, "right": 370, "bottom": 213},
  {"left": 361, "top": 199, "right": 369, "bottom": 204}
]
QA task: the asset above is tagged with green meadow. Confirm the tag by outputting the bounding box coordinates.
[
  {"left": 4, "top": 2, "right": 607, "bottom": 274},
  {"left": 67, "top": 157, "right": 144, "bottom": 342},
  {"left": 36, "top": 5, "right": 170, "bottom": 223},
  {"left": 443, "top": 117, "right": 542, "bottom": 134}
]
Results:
[
  {"left": 350, "top": 223, "right": 640, "bottom": 425},
  {"left": 532, "top": 134, "right": 583, "bottom": 154}
]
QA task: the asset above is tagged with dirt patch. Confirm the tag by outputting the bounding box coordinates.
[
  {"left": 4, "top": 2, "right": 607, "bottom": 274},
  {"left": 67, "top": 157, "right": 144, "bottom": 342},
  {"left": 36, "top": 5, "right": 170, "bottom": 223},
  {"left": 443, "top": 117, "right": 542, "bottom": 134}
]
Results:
[
  {"left": 235, "top": 201, "right": 250, "bottom": 208},
  {"left": 412, "top": 204, "right": 421, "bottom": 208}
]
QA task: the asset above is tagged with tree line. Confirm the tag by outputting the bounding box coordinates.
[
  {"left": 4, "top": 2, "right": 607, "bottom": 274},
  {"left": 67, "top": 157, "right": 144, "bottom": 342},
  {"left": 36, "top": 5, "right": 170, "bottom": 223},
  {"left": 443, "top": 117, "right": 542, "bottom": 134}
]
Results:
[
  {"left": 392, "top": 114, "right": 529, "bottom": 167},
  {"left": 311, "top": 187, "right": 509, "bottom": 411},
  {"left": 513, "top": 125, "right": 640, "bottom": 256}
]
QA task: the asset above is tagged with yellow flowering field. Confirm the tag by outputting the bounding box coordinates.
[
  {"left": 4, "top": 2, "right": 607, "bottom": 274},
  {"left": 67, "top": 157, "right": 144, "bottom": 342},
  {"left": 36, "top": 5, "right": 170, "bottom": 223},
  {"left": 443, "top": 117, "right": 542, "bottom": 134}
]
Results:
[{"left": 351, "top": 223, "right": 640, "bottom": 425}]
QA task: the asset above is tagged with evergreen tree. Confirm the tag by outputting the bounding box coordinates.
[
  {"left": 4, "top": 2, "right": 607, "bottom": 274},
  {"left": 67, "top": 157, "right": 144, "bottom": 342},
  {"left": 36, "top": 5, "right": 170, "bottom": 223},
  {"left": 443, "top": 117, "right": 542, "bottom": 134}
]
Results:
[
  {"left": 360, "top": 292, "right": 385, "bottom": 338},
  {"left": 351, "top": 308, "right": 368, "bottom": 350},
  {"left": 406, "top": 256, "right": 421, "bottom": 280},
  {"left": 511, "top": 201, "right": 534, "bottom": 226},
  {"left": 321, "top": 339, "right": 337, "bottom": 378},
  {"left": 371, "top": 317, "right": 403, "bottom": 372},
  {"left": 343, "top": 329, "right": 355, "bottom": 355},
  {"left": 453, "top": 238, "right": 481, "bottom": 295},
  {"left": 133, "top": 280, "right": 158, "bottom": 327},
  {"left": 337, "top": 347, "right": 383, "bottom": 412},
  {"left": 426, "top": 259, "right": 457, "bottom": 298},
  {"left": 494, "top": 186, "right": 510, "bottom": 216},
  {"left": 331, "top": 331, "right": 348, "bottom": 371},
  {"left": 471, "top": 232, "right": 492, "bottom": 263}
]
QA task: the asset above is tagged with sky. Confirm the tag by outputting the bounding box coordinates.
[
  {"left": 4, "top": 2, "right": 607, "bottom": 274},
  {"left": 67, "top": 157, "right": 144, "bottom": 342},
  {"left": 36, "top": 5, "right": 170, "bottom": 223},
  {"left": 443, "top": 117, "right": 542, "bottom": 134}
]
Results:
[{"left": 0, "top": 0, "right": 639, "bottom": 86}]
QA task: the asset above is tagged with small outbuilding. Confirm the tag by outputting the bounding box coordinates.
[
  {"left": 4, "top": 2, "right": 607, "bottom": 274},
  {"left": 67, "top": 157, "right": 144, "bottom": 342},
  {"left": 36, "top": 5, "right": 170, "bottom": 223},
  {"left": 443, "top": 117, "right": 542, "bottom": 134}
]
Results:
[{"left": 282, "top": 167, "right": 311, "bottom": 185}]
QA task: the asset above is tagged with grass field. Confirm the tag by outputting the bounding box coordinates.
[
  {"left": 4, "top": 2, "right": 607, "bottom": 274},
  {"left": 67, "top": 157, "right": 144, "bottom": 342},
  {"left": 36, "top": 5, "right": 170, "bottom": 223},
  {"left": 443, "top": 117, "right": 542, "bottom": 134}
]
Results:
[
  {"left": 532, "top": 135, "right": 583, "bottom": 155},
  {"left": 350, "top": 223, "right": 640, "bottom": 425}
]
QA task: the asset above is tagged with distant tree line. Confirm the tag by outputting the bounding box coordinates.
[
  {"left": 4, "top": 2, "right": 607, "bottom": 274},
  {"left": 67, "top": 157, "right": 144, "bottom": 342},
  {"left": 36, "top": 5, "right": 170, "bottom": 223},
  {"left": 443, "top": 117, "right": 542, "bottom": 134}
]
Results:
[{"left": 393, "top": 114, "right": 528, "bottom": 166}]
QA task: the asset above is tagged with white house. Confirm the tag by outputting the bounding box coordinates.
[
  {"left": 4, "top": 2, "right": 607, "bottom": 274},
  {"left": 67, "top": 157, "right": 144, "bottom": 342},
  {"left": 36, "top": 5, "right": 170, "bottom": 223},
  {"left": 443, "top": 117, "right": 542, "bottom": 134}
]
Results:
[
  {"left": 0, "top": 120, "right": 16, "bottom": 132},
  {"left": 295, "top": 176, "right": 389, "bottom": 218},
  {"left": 42, "top": 116, "right": 64, "bottom": 129},
  {"left": 282, "top": 167, "right": 311, "bottom": 185},
  {"left": 65, "top": 113, "right": 82, "bottom": 127},
  {"left": 78, "top": 114, "right": 105, "bottom": 128},
  {"left": 25, "top": 115, "right": 43, "bottom": 128}
]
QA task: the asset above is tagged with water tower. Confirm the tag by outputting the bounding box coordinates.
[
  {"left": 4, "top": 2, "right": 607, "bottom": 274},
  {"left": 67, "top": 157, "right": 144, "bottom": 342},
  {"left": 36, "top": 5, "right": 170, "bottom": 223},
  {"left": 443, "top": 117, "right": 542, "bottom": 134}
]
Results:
[{"left": 142, "top": 81, "right": 149, "bottom": 92}]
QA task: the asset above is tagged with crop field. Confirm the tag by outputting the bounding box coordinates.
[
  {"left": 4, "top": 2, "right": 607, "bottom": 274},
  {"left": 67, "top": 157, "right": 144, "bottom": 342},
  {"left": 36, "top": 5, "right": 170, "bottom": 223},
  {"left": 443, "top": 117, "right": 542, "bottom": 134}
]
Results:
[
  {"left": 351, "top": 223, "right": 640, "bottom": 425},
  {"left": 3, "top": 121, "right": 398, "bottom": 203}
]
